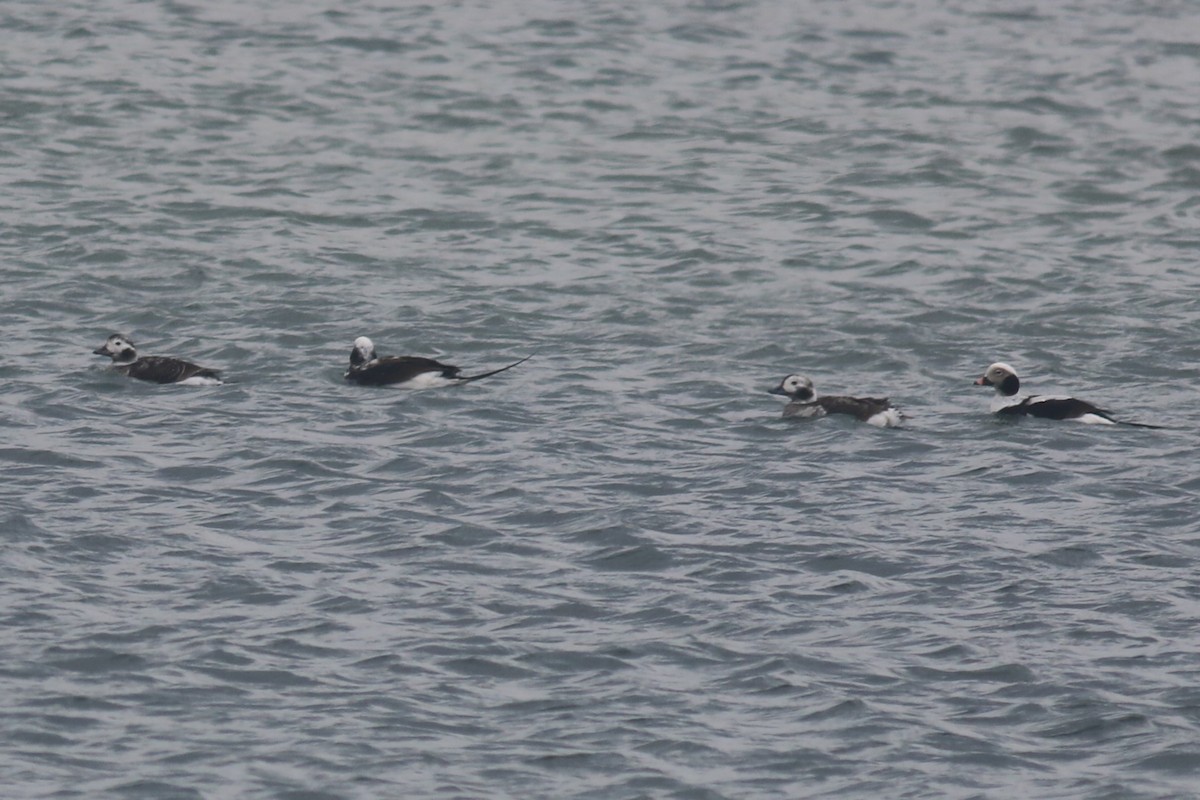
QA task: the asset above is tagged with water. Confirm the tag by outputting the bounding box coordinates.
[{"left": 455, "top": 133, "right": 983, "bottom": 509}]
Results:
[{"left": 3, "top": 1, "right": 1200, "bottom": 798}]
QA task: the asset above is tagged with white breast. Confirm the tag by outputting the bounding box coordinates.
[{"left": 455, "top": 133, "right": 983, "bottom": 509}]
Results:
[{"left": 991, "top": 394, "right": 1025, "bottom": 413}]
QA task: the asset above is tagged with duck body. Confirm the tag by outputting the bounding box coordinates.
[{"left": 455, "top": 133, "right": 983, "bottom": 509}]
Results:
[
  {"left": 93, "top": 334, "right": 222, "bottom": 386},
  {"left": 769, "top": 373, "right": 903, "bottom": 428},
  {"left": 974, "top": 362, "right": 1161, "bottom": 428},
  {"left": 344, "top": 336, "right": 529, "bottom": 388}
]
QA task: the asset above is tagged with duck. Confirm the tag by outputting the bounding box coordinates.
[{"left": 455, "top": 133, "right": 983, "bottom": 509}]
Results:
[
  {"left": 768, "top": 373, "right": 903, "bottom": 427},
  {"left": 974, "top": 362, "right": 1161, "bottom": 427},
  {"left": 92, "top": 333, "right": 222, "bottom": 385},
  {"left": 344, "top": 336, "right": 530, "bottom": 387}
]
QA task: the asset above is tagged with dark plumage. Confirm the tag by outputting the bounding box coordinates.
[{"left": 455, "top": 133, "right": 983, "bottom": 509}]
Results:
[
  {"left": 768, "top": 373, "right": 903, "bottom": 427},
  {"left": 92, "top": 334, "right": 222, "bottom": 385},
  {"left": 344, "top": 336, "right": 530, "bottom": 388},
  {"left": 997, "top": 396, "right": 1116, "bottom": 422}
]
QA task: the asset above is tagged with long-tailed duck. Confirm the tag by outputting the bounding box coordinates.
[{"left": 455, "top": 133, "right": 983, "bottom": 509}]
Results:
[
  {"left": 344, "top": 336, "right": 531, "bottom": 388},
  {"left": 768, "top": 373, "right": 903, "bottom": 427},
  {"left": 92, "top": 333, "right": 222, "bottom": 385},
  {"left": 974, "top": 362, "right": 1161, "bottom": 427}
]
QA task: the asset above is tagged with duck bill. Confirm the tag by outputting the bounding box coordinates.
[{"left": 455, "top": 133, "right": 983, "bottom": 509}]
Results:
[
  {"left": 92, "top": 347, "right": 109, "bottom": 355},
  {"left": 768, "top": 386, "right": 788, "bottom": 396},
  {"left": 974, "top": 376, "right": 992, "bottom": 386}
]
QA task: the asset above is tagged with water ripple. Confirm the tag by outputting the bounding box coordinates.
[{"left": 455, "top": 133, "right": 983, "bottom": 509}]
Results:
[{"left": 2, "top": 1, "right": 1200, "bottom": 798}]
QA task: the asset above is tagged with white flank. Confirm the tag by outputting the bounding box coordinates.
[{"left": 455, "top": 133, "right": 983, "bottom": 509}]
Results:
[
  {"left": 393, "top": 372, "right": 458, "bottom": 390},
  {"left": 1074, "top": 412, "right": 1116, "bottom": 425},
  {"left": 867, "top": 408, "right": 904, "bottom": 428},
  {"left": 176, "top": 375, "right": 223, "bottom": 386}
]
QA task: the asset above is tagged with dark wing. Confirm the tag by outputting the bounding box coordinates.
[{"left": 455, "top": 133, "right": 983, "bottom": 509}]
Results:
[
  {"left": 345, "top": 355, "right": 460, "bottom": 386},
  {"left": 819, "top": 395, "right": 893, "bottom": 422},
  {"left": 125, "top": 356, "right": 218, "bottom": 384},
  {"left": 1021, "top": 395, "right": 1116, "bottom": 422}
]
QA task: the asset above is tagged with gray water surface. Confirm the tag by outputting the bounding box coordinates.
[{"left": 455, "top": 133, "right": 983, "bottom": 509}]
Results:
[{"left": 3, "top": 1, "right": 1200, "bottom": 798}]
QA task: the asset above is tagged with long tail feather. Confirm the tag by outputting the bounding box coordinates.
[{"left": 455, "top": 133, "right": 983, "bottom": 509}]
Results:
[
  {"left": 1117, "top": 419, "right": 1167, "bottom": 430},
  {"left": 459, "top": 355, "right": 533, "bottom": 382}
]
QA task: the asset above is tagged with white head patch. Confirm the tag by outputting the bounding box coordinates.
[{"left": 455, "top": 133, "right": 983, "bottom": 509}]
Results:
[
  {"left": 986, "top": 362, "right": 1018, "bottom": 382},
  {"left": 350, "top": 336, "right": 377, "bottom": 367},
  {"left": 779, "top": 373, "right": 816, "bottom": 401},
  {"left": 95, "top": 333, "right": 138, "bottom": 362}
]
